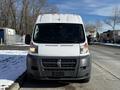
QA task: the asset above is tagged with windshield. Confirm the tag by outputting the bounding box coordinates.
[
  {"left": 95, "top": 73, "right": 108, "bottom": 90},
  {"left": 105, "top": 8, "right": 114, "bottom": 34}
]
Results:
[{"left": 33, "top": 23, "right": 85, "bottom": 43}]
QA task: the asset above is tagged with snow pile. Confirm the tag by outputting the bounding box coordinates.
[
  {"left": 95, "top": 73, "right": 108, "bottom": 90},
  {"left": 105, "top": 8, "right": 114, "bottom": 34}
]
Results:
[
  {"left": 13, "top": 42, "right": 30, "bottom": 46},
  {"left": 0, "top": 80, "right": 14, "bottom": 89},
  {"left": 0, "top": 50, "right": 28, "bottom": 89},
  {"left": 103, "top": 43, "right": 120, "bottom": 47},
  {"left": 94, "top": 42, "right": 120, "bottom": 47},
  {"left": 0, "top": 50, "right": 28, "bottom": 55}
]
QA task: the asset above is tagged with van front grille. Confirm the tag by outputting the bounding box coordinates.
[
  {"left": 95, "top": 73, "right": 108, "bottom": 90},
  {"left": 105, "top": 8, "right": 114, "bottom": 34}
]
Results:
[
  {"left": 42, "top": 58, "right": 77, "bottom": 68},
  {"left": 61, "top": 59, "right": 76, "bottom": 67},
  {"left": 42, "top": 59, "right": 58, "bottom": 67}
]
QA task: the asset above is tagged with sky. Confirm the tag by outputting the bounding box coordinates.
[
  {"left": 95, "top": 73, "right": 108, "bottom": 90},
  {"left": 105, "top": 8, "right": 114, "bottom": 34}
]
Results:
[{"left": 48, "top": 0, "right": 120, "bottom": 32}]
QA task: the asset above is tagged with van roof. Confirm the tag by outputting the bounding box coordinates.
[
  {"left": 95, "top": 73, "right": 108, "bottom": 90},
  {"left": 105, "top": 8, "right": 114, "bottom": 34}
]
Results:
[{"left": 36, "top": 14, "right": 83, "bottom": 24}]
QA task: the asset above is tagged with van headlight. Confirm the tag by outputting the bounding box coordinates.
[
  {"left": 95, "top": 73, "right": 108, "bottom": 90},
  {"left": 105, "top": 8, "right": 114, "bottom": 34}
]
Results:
[
  {"left": 29, "top": 43, "right": 38, "bottom": 53},
  {"left": 80, "top": 43, "right": 89, "bottom": 54}
]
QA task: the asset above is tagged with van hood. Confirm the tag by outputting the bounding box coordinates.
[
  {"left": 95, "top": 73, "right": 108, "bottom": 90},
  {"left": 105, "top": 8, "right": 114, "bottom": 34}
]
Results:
[{"left": 38, "top": 44, "right": 80, "bottom": 56}]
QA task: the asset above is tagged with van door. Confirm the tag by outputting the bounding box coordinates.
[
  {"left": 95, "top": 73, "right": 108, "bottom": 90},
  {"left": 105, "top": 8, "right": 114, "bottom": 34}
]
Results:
[{"left": 0, "top": 29, "right": 4, "bottom": 44}]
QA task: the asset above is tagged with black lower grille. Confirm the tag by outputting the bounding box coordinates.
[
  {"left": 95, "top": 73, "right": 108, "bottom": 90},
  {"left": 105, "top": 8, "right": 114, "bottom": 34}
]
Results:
[
  {"left": 42, "top": 58, "right": 77, "bottom": 68},
  {"left": 61, "top": 59, "right": 76, "bottom": 67},
  {"left": 42, "top": 59, "right": 58, "bottom": 67}
]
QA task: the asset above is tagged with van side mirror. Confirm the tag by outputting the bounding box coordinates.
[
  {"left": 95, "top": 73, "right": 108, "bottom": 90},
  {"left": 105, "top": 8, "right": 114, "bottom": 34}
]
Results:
[{"left": 25, "top": 34, "right": 31, "bottom": 44}]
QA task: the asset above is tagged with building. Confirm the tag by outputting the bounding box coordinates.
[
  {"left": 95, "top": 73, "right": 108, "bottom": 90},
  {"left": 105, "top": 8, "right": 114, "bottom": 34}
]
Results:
[{"left": 99, "top": 30, "right": 120, "bottom": 43}]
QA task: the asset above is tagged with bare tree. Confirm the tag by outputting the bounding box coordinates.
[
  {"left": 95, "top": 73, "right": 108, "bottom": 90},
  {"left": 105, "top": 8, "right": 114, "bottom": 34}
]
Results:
[
  {"left": 0, "top": 0, "right": 16, "bottom": 29},
  {"left": 85, "top": 20, "right": 102, "bottom": 33},
  {"left": 85, "top": 23, "right": 96, "bottom": 32},
  {"left": 8, "top": 0, "right": 16, "bottom": 29},
  {"left": 0, "top": 0, "right": 59, "bottom": 35},
  {"left": 28, "top": 0, "right": 47, "bottom": 34},
  {"left": 0, "top": 0, "right": 9, "bottom": 27},
  {"left": 95, "top": 20, "right": 103, "bottom": 40},
  {"left": 104, "top": 7, "right": 120, "bottom": 43},
  {"left": 104, "top": 7, "right": 120, "bottom": 30},
  {"left": 95, "top": 20, "right": 102, "bottom": 32},
  {"left": 18, "top": 0, "right": 47, "bottom": 35}
]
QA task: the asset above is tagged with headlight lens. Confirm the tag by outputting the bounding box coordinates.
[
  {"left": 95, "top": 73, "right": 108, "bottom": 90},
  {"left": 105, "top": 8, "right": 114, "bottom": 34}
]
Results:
[
  {"left": 29, "top": 47, "right": 36, "bottom": 53},
  {"left": 29, "top": 43, "right": 38, "bottom": 53},
  {"left": 80, "top": 43, "right": 89, "bottom": 54}
]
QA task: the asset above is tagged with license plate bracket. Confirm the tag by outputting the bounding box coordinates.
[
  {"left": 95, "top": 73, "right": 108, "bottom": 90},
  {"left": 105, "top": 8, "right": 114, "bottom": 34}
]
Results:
[{"left": 52, "top": 71, "right": 64, "bottom": 77}]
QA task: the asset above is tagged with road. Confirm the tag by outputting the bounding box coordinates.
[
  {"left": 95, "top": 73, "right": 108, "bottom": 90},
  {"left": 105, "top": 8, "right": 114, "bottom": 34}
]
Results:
[{"left": 20, "top": 45, "right": 120, "bottom": 90}]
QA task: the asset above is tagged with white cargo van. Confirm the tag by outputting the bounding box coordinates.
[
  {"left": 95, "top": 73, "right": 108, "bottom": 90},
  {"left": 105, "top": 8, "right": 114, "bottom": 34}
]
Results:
[{"left": 26, "top": 14, "right": 91, "bottom": 82}]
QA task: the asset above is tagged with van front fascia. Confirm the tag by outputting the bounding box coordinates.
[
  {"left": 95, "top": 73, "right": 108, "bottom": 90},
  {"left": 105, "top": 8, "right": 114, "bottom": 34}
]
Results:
[
  {"left": 26, "top": 14, "right": 91, "bottom": 82},
  {"left": 27, "top": 54, "right": 91, "bottom": 80}
]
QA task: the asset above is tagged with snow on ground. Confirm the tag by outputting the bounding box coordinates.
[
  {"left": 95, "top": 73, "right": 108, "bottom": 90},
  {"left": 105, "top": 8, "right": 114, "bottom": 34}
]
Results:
[
  {"left": 0, "top": 50, "right": 28, "bottom": 89},
  {"left": 13, "top": 43, "right": 30, "bottom": 46},
  {"left": 0, "top": 50, "right": 28, "bottom": 55}
]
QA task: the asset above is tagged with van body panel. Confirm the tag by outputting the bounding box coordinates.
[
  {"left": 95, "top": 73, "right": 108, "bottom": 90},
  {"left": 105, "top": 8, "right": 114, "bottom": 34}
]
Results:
[{"left": 37, "top": 44, "right": 80, "bottom": 56}]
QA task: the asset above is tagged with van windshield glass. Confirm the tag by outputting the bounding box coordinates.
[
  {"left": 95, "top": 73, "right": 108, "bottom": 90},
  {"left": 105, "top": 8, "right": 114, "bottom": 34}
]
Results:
[{"left": 33, "top": 23, "right": 85, "bottom": 43}]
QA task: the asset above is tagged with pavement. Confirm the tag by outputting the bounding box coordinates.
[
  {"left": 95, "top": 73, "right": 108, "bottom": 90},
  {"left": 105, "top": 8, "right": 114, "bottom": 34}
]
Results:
[
  {"left": 0, "top": 44, "right": 119, "bottom": 90},
  {"left": 18, "top": 45, "right": 120, "bottom": 90}
]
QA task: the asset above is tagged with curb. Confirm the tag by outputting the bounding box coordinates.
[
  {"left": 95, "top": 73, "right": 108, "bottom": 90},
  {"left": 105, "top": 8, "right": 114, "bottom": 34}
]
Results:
[
  {"left": 0, "top": 45, "right": 29, "bottom": 50},
  {"left": 92, "top": 43, "right": 120, "bottom": 48},
  {"left": 6, "top": 83, "right": 20, "bottom": 90}
]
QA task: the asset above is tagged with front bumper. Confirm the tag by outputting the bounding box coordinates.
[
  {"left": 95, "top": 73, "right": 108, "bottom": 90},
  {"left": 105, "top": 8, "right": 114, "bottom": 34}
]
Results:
[{"left": 26, "top": 54, "right": 91, "bottom": 80}]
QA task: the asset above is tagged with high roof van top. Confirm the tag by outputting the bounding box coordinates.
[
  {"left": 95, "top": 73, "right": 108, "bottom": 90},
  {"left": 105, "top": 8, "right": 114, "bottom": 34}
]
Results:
[{"left": 36, "top": 14, "right": 83, "bottom": 24}]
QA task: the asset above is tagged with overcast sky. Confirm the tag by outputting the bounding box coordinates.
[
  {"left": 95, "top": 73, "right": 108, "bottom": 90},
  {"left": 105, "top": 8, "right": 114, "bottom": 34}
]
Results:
[
  {"left": 48, "top": 0, "right": 120, "bottom": 31},
  {"left": 16, "top": 0, "right": 120, "bottom": 32}
]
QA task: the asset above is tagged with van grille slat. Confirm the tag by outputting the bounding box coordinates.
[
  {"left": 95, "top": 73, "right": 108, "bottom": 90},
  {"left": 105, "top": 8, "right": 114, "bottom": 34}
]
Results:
[{"left": 42, "top": 58, "right": 77, "bottom": 68}]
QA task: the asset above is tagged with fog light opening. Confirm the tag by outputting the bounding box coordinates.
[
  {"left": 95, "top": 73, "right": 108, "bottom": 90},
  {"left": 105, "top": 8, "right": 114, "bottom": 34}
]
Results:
[
  {"left": 80, "top": 66, "right": 87, "bottom": 70},
  {"left": 31, "top": 66, "right": 38, "bottom": 70}
]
